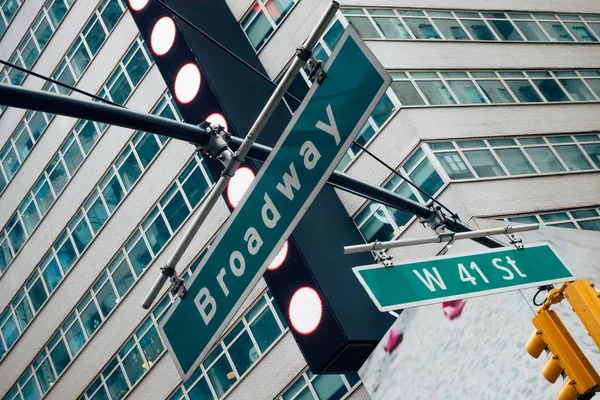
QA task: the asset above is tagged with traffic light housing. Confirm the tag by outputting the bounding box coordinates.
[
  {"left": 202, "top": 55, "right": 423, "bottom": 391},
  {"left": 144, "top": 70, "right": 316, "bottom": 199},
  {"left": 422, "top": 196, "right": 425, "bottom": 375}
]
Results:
[
  {"left": 564, "top": 279, "right": 600, "bottom": 350},
  {"left": 128, "top": 0, "right": 393, "bottom": 374}
]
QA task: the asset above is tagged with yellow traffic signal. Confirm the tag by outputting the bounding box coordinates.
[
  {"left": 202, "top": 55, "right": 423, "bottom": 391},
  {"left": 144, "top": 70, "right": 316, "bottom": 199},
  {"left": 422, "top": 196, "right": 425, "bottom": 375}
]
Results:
[
  {"left": 527, "top": 309, "right": 600, "bottom": 400},
  {"left": 565, "top": 279, "right": 600, "bottom": 350}
]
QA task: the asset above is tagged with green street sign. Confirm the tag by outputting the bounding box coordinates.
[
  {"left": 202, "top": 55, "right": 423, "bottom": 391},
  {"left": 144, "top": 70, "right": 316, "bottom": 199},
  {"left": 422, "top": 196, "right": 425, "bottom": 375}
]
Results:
[
  {"left": 159, "top": 27, "right": 391, "bottom": 381},
  {"left": 353, "top": 243, "right": 575, "bottom": 312}
]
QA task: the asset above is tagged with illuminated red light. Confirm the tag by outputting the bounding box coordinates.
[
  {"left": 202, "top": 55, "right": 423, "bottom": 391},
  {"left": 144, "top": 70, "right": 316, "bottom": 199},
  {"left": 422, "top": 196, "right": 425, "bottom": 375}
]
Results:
[
  {"left": 174, "top": 63, "right": 201, "bottom": 104},
  {"left": 267, "top": 241, "right": 288, "bottom": 271},
  {"left": 226, "top": 167, "right": 255, "bottom": 208},
  {"left": 206, "top": 113, "right": 228, "bottom": 131},
  {"left": 289, "top": 287, "right": 322, "bottom": 335},
  {"left": 151, "top": 17, "right": 176, "bottom": 56},
  {"left": 128, "top": 0, "right": 149, "bottom": 11}
]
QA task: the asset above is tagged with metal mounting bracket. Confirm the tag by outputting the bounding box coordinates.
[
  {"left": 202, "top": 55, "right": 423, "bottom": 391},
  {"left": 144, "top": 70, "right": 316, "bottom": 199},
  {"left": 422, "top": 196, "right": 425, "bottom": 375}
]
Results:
[
  {"left": 306, "top": 57, "right": 327, "bottom": 84},
  {"left": 507, "top": 232, "right": 525, "bottom": 250},
  {"left": 373, "top": 245, "right": 394, "bottom": 267}
]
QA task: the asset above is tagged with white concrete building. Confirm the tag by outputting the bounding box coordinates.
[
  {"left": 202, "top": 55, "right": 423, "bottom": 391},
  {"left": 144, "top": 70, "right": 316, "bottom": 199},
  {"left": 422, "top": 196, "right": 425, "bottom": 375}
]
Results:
[{"left": 0, "top": 0, "right": 599, "bottom": 399}]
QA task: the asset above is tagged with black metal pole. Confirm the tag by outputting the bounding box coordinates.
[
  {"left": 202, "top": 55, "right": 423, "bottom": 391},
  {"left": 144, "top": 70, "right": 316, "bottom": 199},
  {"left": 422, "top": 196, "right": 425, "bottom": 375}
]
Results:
[{"left": 0, "top": 83, "right": 503, "bottom": 248}]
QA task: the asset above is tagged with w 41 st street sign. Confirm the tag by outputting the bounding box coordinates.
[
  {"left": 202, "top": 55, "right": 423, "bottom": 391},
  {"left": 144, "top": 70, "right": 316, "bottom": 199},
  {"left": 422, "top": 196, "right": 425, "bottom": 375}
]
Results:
[
  {"left": 159, "top": 27, "right": 391, "bottom": 381},
  {"left": 354, "top": 243, "right": 574, "bottom": 312}
]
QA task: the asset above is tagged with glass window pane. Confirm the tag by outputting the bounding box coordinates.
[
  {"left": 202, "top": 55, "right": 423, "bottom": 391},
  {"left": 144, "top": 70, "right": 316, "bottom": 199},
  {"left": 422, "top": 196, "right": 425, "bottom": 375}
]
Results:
[
  {"left": 391, "top": 81, "right": 425, "bottom": 106},
  {"left": 571, "top": 209, "right": 599, "bottom": 219},
  {"left": 69, "top": 44, "right": 92, "bottom": 78},
  {"left": 50, "top": 339, "right": 71, "bottom": 375},
  {"left": 505, "top": 80, "right": 543, "bottom": 102},
  {"left": 489, "top": 20, "right": 523, "bottom": 40},
  {"left": 532, "top": 79, "right": 569, "bottom": 102},
  {"left": 108, "top": 73, "right": 132, "bottom": 105},
  {"left": 96, "top": 282, "right": 117, "bottom": 317},
  {"left": 2, "top": 314, "right": 19, "bottom": 348},
  {"left": 435, "top": 151, "right": 474, "bottom": 179},
  {"left": 346, "top": 16, "right": 380, "bottom": 38},
  {"left": 461, "top": 20, "right": 496, "bottom": 40},
  {"left": 250, "top": 307, "right": 281, "bottom": 352},
  {"left": 447, "top": 80, "right": 486, "bottom": 104},
  {"left": 579, "top": 220, "right": 600, "bottom": 231},
  {"left": 145, "top": 215, "right": 170, "bottom": 254},
  {"left": 65, "top": 321, "right": 86, "bottom": 355},
  {"left": 559, "top": 79, "right": 595, "bottom": 101},
  {"left": 266, "top": 0, "right": 294, "bottom": 24},
  {"left": 2, "top": 147, "right": 20, "bottom": 179},
  {"left": 106, "top": 366, "right": 129, "bottom": 400},
  {"left": 476, "top": 80, "right": 515, "bottom": 103},
  {"left": 87, "top": 198, "right": 108, "bottom": 234},
  {"left": 48, "top": 0, "right": 68, "bottom": 26},
  {"left": 102, "top": 175, "right": 124, "bottom": 212},
  {"left": 35, "top": 357, "right": 55, "bottom": 394},
  {"left": 524, "top": 147, "right": 565, "bottom": 173},
  {"left": 118, "top": 152, "right": 142, "bottom": 191},
  {"left": 359, "top": 206, "right": 395, "bottom": 242},
  {"left": 370, "top": 94, "right": 395, "bottom": 127},
  {"left": 416, "top": 81, "right": 456, "bottom": 105},
  {"left": 508, "top": 216, "right": 539, "bottom": 224},
  {"left": 22, "top": 378, "right": 41, "bottom": 400},
  {"left": 84, "top": 20, "right": 106, "bottom": 56},
  {"left": 49, "top": 159, "right": 68, "bottom": 194},
  {"left": 312, "top": 374, "right": 348, "bottom": 400},
  {"left": 228, "top": 330, "right": 257, "bottom": 376},
  {"left": 72, "top": 219, "right": 93, "bottom": 253},
  {"left": 81, "top": 301, "right": 102, "bottom": 336},
  {"left": 112, "top": 258, "right": 135, "bottom": 296},
  {"left": 514, "top": 21, "right": 549, "bottom": 41},
  {"left": 28, "top": 278, "right": 47, "bottom": 312},
  {"left": 583, "top": 78, "right": 600, "bottom": 98},
  {"left": 323, "top": 20, "right": 344, "bottom": 50},
  {"left": 140, "top": 326, "right": 164, "bottom": 364},
  {"left": 15, "top": 298, "right": 33, "bottom": 330},
  {"left": 373, "top": 17, "right": 410, "bottom": 39},
  {"left": 187, "top": 377, "right": 212, "bottom": 400},
  {"left": 127, "top": 238, "right": 152, "bottom": 276},
  {"left": 388, "top": 182, "right": 418, "bottom": 228},
  {"left": 21, "top": 200, "right": 40, "bottom": 234},
  {"left": 206, "top": 354, "right": 236, "bottom": 397},
  {"left": 582, "top": 144, "right": 600, "bottom": 167},
  {"left": 245, "top": 11, "right": 274, "bottom": 49},
  {"left": 564, "top": 22, "right": 598, "bottom": 42},
  {"left": 63, "top": 140, "right": 84, "bottom": 174},
  {"left": 409, "top": 159, "right": 443, "bottom": 195},
  {"left": 403, "top": 18, "right": 440, "bottom": 39},
  {"left": 554, "top": 145, "right": 592, "bottom": 170},
  {"left": 123, "top": 347, "right": 144, "bottom": 385},
  {"left": 463, "top": 150, "right": 506, "bottom": 177},
  {"left": 135, "top": 134, "right": 160, "bottom": 167},
  {"left": 495, "top": 148, "right": 536, "bottom": 175},
  {"left": 15, "top": 129, "right": 33, "bottom": 160},
  {"left": 539, "top": 212, "right": 570, "bottom": 222},
  {"left": 35, "top": 181, "right": 54, "bottom": 215},
  {"left": 57, "top": 238, "right": 77, "bottom": 271},
  {"left": 126, "top": 48, "right": 150, "bottom": 87},
  {"left": 8, "top": 219, "right": 25, "bottom": 252},
  {"left": 432, "top": 18, "right": 469, "bottom": 40},
  {"left": 78, "top": 121, "right": 99, "bottom": 154},
  {"left": 539, "top": 22, "right": 574, "bottom": 41},
  {"left": 163, "top": 191, "right": 189, "bottom": 232},
  {"left": 42, "top": 258, "right": 62, "bottom": 293},
  {"left": 101, "top": 0, "right": 123, "bottom": 32}
]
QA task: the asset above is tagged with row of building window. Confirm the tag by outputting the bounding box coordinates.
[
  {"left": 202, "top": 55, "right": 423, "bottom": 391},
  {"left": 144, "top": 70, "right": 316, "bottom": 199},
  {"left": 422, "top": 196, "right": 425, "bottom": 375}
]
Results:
[
  {"left": 0, "top": 0, "right": 23, "bottom": 38},
  {"left": 502, "top": 207, "right": 600, "bottom": 231},
  {"left": 429, "top": 134, "right": 600, "bottom": 180},
  {"left": 354, "top": 133, "right": 600, "bottom": 244},
  {"left": 277, "top": 369, "right": 361, "bottom": 400},
  {"left": 241, "top": 0, "right": 297, "bottom": 51},
  {"left": 0, "top": 103, "right": 174, "bottom": 369},
  {"left": 0, "top": 0, "right": 74, "bottom": 89},
  {"left": 0, "top": 0, "right": 127, "bottom": 190},
  {"left": 0, "top": 35, "right": 153, "bottom": 278},
  {"left": 4, "top": 154, "right": 214, "bottom": 399},
  {"left": 0, "top": 94, "right": 174, "bottom": 367},
  {"left": 341, "top": 8, "right": 600, "bottom": 43},
  {"left": 388, "top": 70, "right": 600, "bottom": 107}
]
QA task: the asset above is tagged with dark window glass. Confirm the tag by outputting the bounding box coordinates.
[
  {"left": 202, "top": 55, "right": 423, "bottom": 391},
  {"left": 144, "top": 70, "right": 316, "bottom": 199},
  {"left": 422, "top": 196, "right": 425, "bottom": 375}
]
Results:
[
  {"left": 65, "top": 320, "right": 85, "bottom": 355},
  {"left": 140, "top": 326, "right": 164, "bottom": 363},
  {"left": 187, "top": 377, "right": 212, "bottom": 400},
  {"left": 390, "top": 81, "right": 425, "bottom": 105},
  {"left": 250, "top": 307, "right": 281, "bottom": 352},
  {"left": 539, "top": 22, "right": 574, "bottom": 41},
  {"left": 403, "top": 18, "right": 440, "bottom": 39},
  {"left": 1, "top": 314, "right": 19, "bottom": 348},
  {"left": 57, "top": 238, "right": 77, "bottom": 271},
  {"left": 463, "top": 150, "right": 506, "bottom": 177},
  {"left": 312, "top": 374, "right": 348, "bottom": 400},
  {"left": 101, "top": 0, "right": 124, "bottom": 31},
  {"left": 145, "top": 215, "right": 170, "bottom": 254},
  {"left": 50, "top": 339, "right": 71, "bottom": 375},
  {"left": 447, "top": 80, "right": 486, "bottom": 104},
  {"left": 495, "top": 148, "right": 536, "bottom": 175},
  {"left": 524, "top": 147, "right": 565, "bottom": 173},
  {"left": 87, "top": 197, "right": 109, "bottom": 234},
  {"left": 416, "top": 81, "right": 456, "bottom": 104},
  {"left": 126, "top": 47, "right": 150, "bottom": 86},
  {"left": 582, "top": 144, "right": 600, "bottom": 167},
  {"left": 245, "top": 11, "right": 274, "bottom": 49},
  {"left": 346, "top": 16, "right": 380, "bottom": 38},
  {"left": 72, "top": 219, "right": 93, "bottom": 253},
  {"left": 559, "top": 79, "right": 595, "bottom": 101},
  {"left": 488, "top": 20, "right": 523, "bottom": 40},
  {"left": 96, "top": 282, "right": 117, "bottom": 317},
  {"left": 371, "top": 94, "right": 395, "bottom": 127},
  {"left": 118, "top": 152, "right": 142, "bottom": 191},
  {"left": 106, "top": 366, "right": 129, "bottom": 400},
  {"left": 206, "top": 355, "right": 236, "bottom": 397},
  {"left": 28, "top": 278, "right": 48, "bottom": 312},
  {"left": 163, "top": 191, "right": 189, "bottom": 232},
  {"left": 135, "top": 135, "right": 160, "bottom": 167},
  {"left": 533, "top": 79, "right": 569, "bottom": 102},
  {"left": 476, "top": 80, "right": 515, "bottom": 103},
  {"left": 127, "top": 238, "right": 152, "bottom": 276},
  {"left": 515, "top": 21, "right": 549, "bottom": 41},
  {"left": 113, "top": 258, "right": 135, "bottom": 296},
  {"left": 42, "top": 258, "right": 62, "bottom": 293},
  {"left": 102, "top": 175, "right": 125, "bottom": 212},
  {"left": 182, "top": 167, "right": 210, "bottom": 207},
  {"left": 461, "top": 20, "right": 496, "bottom": 40},
  {"left": 433, "top": 19, "right": 469, "bottom": 40},
  {"left": 373, "top": 17, "right": 411, "bottom": 39},
  {"left": 80, "top": 301, "right": 102, "bottom": 336},
  {"left": 15, "top": 297, "right": 33, "bottom": 330},
  {"left": 554, "top": 145, "right": 592, "bottom": 170},
  {"left": 123, "top": 347, "right": 144, "bottom": 385},
  {"left": 228, "top": 331, "right": 257, "bottom": 376},
  {"left": 409, "top": 159, "right": 443, "bottom": 195},
  {"left": 48, "top": 0, "right": 68, "bottom": 26},
  {"left": 505, "top": 80, "right": 543, "bottom": 102}
]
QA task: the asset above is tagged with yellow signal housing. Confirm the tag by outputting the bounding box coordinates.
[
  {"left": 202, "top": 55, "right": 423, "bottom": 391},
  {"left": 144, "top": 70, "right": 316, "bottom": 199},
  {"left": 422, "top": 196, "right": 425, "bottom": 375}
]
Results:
[
  {"left": 564, "top": 278, "right": 600, "bottom": 350},
  {"left": 528, "top": 309, "right": 600, "bottom": 398}
]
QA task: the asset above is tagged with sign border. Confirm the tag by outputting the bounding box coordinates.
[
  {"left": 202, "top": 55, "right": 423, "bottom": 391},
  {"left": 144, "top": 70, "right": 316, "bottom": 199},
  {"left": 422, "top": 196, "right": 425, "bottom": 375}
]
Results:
[
  {"left": 159, "top": 26, "right": 392, "bottom": 381},
  {"left": 353, "top": 243, "right": 575, "bottom": 312}
]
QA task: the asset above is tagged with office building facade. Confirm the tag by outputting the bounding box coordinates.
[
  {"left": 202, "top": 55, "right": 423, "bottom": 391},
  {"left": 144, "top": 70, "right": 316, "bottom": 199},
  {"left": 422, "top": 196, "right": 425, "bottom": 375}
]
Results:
[{"left": 0, "top": 0, "right": 599, "bottom": 399}]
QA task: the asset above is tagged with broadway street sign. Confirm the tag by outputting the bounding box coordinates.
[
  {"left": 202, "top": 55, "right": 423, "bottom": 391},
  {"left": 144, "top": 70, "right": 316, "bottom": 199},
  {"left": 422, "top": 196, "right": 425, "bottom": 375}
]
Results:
[
  {"left": 354, "top": 243, "right": 574, "bottom": 312},
  {"left": 159, "top": 27, "right": 391, "bottom": 380}
]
